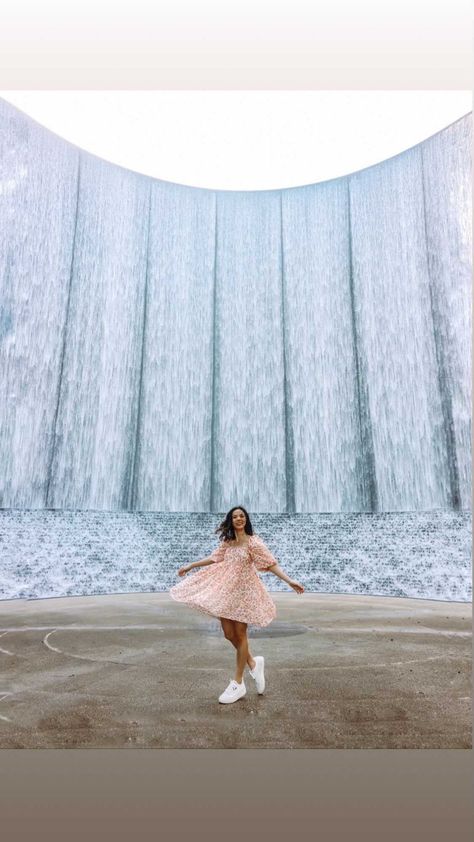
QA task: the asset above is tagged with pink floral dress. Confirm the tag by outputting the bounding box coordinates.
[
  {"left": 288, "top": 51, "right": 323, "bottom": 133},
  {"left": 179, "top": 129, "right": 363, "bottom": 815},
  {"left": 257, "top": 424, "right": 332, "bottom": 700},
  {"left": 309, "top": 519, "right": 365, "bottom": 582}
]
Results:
[{"left": 169, "top": 534, "right": 278, "bottom": 627}]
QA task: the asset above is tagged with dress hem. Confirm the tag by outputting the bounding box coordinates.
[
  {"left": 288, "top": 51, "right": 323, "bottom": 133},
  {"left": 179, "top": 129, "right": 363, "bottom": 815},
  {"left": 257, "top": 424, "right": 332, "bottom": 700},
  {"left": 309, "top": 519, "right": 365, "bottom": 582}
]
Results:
[{"left": 168, "top": 590, "right": 275, "bottom": 628}]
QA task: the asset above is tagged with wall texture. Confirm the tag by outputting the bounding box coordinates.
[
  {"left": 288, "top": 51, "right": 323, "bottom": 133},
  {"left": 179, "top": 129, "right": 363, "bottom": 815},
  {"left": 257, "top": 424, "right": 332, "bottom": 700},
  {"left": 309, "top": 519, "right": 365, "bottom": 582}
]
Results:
[{"left": 0, "top": 510, "right": 470, "bottom": 601}]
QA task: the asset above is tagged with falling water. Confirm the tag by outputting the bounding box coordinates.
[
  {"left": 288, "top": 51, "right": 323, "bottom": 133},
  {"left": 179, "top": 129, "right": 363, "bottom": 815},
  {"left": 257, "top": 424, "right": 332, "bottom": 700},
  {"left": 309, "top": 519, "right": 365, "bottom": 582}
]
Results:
[{"left": 0, "top": 99, "right": 471, "bottom": 513}]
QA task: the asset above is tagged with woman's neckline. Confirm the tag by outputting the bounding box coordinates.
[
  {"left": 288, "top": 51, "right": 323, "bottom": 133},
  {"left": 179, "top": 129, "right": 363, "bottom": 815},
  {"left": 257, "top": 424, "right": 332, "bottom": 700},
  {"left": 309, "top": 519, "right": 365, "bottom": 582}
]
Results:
[{"left": 227, "top": 535, "right": 253, "bottom": 547}]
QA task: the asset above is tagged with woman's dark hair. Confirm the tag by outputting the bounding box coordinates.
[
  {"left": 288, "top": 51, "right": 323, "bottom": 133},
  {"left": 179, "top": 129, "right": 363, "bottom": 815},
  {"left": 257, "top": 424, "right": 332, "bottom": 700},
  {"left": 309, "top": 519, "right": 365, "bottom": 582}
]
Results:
[{"left": 215, "top": 505, "right": 254, "bottom": 542}]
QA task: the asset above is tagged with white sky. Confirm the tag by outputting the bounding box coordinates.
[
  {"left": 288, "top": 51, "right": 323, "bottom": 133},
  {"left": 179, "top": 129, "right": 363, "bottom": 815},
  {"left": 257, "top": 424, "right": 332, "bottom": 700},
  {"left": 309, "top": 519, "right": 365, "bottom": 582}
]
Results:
[{"left": 1, "top": 90, "right": 471, "bottom": 190}]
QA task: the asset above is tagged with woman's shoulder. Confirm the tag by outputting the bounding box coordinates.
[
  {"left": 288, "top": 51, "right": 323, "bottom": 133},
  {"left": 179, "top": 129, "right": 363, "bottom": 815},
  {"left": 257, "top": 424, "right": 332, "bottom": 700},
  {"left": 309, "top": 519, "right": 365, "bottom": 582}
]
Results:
[{"left": 250, "top": 534, "right": 271, "bottom": 548}]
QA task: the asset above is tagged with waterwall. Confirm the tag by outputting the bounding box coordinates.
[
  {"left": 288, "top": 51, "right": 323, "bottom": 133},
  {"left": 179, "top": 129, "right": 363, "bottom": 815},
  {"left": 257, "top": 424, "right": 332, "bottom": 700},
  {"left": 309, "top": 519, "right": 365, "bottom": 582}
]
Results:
[{"left": 0, "top": 100, "right": 471, "bottom": 514}]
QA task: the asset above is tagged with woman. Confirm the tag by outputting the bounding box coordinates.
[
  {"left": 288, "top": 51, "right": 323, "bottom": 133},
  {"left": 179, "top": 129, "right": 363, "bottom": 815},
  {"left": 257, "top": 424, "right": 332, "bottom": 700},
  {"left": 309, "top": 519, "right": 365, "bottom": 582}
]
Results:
[{"left": 169, "top": 505, "right": 304, "bottom": 704}]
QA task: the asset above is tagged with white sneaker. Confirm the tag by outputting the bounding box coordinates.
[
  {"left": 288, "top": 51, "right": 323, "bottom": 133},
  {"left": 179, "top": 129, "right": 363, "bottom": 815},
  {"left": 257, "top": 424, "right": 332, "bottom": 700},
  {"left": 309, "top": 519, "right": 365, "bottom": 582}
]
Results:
[
  {"left": 249, "top": 656, "right": 265, "bottom": 694},
  {"left": 218, "top": 679, "right": 247, "bottom": 704}
]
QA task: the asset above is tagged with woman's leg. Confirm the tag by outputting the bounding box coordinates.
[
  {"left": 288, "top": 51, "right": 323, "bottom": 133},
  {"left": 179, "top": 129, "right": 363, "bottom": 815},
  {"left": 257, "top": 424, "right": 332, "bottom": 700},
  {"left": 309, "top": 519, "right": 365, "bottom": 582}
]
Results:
[
  {"left": 220, "top": 617, "right": 237, "bottom": 646},
  {"left": 219, "top": 617, "right": 256, "bottom": 673},
  {"left": 233, "top": 621, "right": 254, "bottom": 683}
]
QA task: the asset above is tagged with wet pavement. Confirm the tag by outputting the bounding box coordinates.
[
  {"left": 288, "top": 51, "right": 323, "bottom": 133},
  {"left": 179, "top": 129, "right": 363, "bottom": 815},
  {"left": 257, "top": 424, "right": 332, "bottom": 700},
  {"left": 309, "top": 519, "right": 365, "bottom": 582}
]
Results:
[{"left": 0, "top": 592, "right": 471, "bottom": 748}]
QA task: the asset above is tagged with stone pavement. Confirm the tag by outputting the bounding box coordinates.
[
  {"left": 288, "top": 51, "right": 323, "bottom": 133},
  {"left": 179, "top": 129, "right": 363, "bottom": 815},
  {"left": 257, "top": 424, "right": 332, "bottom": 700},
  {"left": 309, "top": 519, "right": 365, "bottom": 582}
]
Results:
[{"left": 0, "top": 592, "right": 471, "bottom": 748}]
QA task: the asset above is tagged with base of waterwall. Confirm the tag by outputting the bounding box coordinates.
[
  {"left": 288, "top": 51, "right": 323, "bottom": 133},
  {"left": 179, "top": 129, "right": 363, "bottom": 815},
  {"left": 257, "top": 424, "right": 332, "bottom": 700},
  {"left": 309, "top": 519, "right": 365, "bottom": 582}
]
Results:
[{"left": 0, "top": 509, "right": 470, "bottom": 601}]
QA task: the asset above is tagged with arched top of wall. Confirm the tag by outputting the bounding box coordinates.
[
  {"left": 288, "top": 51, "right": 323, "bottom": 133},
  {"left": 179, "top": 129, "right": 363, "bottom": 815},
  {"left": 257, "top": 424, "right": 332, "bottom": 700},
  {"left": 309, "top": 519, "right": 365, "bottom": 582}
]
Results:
[{"left": 0, "top": 95, "right": 471, "bottom": 196}]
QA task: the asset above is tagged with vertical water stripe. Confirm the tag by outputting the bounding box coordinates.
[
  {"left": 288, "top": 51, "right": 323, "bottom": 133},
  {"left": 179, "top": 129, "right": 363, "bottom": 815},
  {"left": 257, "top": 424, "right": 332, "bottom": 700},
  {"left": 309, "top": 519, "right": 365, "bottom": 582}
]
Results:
[
  {"left": 209, "top": 194, "right": 219, "bottom": 512},
  {"left": 281, "top": 180, "right": 363, "bottom": 512},
  {"left": 421, "top": 115, "right": 472, "bottom": 509},
  {"left": 279, "top": 192, "right": 295, "bottom": 513},
  {"left": 45, "top": 156, "right": 81, "bottom": 507},
  {"left": 349, "top": 147, "right": 451, "bottom": 510},
  {"left": 0, "top": 102, "right": 79, "bottom": 507},
  {"left": 47, "top": 155, "right": 150, "bottom": 509},
  {"left": 126, "top": 182, "right": 153, "bottom": 511},
  {"left": 214, "top": 190, "right": 286, "bottom": 512},
  {"left": 133, "top": 180, "right": 216, "bottom": 511},
  {"left": 420, "top": 152, "right": 460, "bottom": 509},
  {"left": 347, "top": 180, "right": 378, "bottom": 511}
]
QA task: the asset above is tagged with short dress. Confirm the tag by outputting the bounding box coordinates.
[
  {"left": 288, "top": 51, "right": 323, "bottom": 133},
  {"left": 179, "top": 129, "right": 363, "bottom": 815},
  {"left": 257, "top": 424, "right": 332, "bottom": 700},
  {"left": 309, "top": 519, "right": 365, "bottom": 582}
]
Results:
[{"left": 169, "top": 534, "right": 279, "bottom": 627}]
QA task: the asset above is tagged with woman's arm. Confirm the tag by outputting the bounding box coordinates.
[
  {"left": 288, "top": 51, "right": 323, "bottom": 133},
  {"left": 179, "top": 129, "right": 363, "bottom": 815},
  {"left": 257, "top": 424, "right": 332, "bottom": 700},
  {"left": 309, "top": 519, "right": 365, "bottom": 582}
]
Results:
[
  {"left": 177, "top": 557, "right": 213, "bottom": 576},
  {"left": 250, "top": 536, "right": 304, "bottom": 593},
  {"left": 178, "top": 542, "right": 227, "bottom": 577},
  {"left": 267, "top": 563, "right": 304, "bottom": 594},
  {"left": 189, "top": 557, "right": 214, "bottom": 569}
]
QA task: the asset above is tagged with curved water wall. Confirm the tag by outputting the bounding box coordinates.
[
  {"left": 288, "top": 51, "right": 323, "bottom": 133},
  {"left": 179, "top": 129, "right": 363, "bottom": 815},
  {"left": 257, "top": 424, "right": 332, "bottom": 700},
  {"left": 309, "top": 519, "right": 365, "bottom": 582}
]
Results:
[{"left": 0, "top": 100, "right": 471, "bottom": 514}]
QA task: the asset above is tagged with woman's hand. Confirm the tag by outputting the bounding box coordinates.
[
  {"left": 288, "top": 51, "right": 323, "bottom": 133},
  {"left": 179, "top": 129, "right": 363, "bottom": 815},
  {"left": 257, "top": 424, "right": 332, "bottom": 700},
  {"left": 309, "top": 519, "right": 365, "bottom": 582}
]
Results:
[
  {"left": 289, "top": 579, "right": 304, "bottom": 594},
  {"left": 177, "top": 565, "right": 191, "bottom": 577}
]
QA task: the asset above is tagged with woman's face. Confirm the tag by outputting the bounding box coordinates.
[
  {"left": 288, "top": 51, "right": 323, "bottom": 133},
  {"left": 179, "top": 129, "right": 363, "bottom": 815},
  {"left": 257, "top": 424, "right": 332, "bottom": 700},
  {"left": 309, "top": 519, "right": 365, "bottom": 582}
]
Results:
[{"left": 232, "top": 509, "right": 246, "bottom": 530}]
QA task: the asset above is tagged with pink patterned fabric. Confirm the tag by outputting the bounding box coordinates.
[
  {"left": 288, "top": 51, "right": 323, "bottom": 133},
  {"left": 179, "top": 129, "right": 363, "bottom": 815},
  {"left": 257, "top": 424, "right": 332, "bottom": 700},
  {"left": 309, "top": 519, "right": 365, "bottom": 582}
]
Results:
[{"left": 169, "top": 534, "right": 278, "bottom": 627}]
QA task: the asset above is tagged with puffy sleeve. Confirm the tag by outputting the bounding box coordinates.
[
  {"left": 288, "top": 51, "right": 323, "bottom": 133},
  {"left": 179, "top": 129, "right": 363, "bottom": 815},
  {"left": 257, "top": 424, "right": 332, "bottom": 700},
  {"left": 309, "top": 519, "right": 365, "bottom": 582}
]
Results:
[
  {"left": 250, "top": 535, "right": 278, "bottom": 571},
  {"left": 209, "top": 542, "right": 227, "bottom": 564}
]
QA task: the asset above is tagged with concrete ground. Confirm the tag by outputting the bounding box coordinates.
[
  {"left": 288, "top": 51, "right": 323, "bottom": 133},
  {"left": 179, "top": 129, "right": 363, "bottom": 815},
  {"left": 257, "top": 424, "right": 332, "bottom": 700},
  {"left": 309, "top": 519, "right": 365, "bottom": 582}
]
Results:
[{"left": 0, "top": 592, "right": 471, "bottom": 749}]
